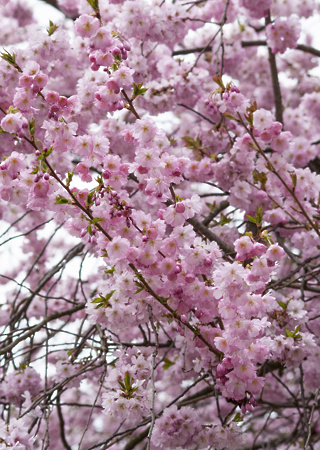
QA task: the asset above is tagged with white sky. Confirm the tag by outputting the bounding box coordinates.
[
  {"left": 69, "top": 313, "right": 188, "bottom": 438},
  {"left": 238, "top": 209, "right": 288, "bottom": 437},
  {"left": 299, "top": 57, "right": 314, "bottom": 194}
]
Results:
[{"left": 27, "top": 0, "right": 65, "bottom": 26}]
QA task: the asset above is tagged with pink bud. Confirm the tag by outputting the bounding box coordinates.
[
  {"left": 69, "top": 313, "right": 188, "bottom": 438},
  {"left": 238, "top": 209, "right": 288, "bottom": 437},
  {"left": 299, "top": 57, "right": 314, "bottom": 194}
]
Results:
[
  {"left": 45, "top": 90, "right": 60, "bottom": 105},
  {"left": 58, "top": 96, "right": 68, "bottom": 108},
  {"left": 204, "top": 257, "right": 213, "bottom": 267},
  {"left": 175, "top": 202, "right": 185, "bottom": 213},
  {"left": 157, "top": 210, "right": 164, "bottom": 220},
  {"left": 185, "top": 273, "right": 195, "bottom": 283},
  {"left": 91, "top": 63, "right": 100, "bottom": 71},
  {"left": 167, "top": 273, "right": 177, "bottom": 282},
  {"left": 137, "top": 165, "right": 148, "bottom": 174},
  {"left": 19, "top": 75, "right": 33, "bottom": 89}
]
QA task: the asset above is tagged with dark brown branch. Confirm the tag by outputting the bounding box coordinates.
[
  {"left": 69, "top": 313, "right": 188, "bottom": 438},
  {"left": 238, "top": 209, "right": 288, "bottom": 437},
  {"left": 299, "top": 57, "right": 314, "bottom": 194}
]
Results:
[
  {"left": 177, "top": 103, "right": 216, "bottom": 125},
  {"left": 187, "top": 216, "right": 235, "bottom": 257},
  {"left": 265, "top": 14, "right": 283, "bottom": 124},
  {"left": 202, "top": 200, "right": 229, "bottom": 226},
  {"left": 173, "top": 41, "right": 320, "bottom": 59},
  {"left": 295, "top": 44, "right": 320, "bottom": 57},
  {"left": 10, "top": 243, "right": 85, "bottom": 323},
  {"left": 56, "top": 390, "right": 72, "bottom": 450},
  {"left": 0, "top": 303, "right": 86, "bottom": 355}
]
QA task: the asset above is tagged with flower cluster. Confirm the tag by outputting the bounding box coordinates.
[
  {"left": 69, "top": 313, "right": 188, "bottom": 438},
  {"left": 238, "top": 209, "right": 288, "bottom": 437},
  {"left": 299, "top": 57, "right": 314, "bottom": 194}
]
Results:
[
  {"left": 266, "top": 15, "right": 301, "bottom": 54},
  {"left": 0, "top": 0, "right": 320, "bottom": 449}
]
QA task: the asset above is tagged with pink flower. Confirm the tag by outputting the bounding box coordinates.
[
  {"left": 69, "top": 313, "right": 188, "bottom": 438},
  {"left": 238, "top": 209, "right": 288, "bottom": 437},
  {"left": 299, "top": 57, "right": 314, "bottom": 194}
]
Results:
[
  {"left": 33, "top": 72, "right": 49, "bottom": 90},
  {"left": 234, "top": 236, "right": 254, "bottom": 261},
  {"left": 113, "top": 66, "right": 135, "bottom": 88},
  {"left": 1, "top": 113, "right": 23, "bottom": 133},
  {"left": 23, "top": 60, "right": 40, "bottom": 77},
  {"left": 266, "top": 15, "right": 301, "bottom": 54},
  {"left": 33, "top": 179, "right": 50, "bottom": 198},
  {"left": 224, "top": 372, "right": 246, "bottom": 400},
  {"left": 252, "top": 109, "right": 274, "bottom": 132},
  {"left": 133, "top": 118, "right": 158, "bottom": 143},
  {"left": 45, "top": 90, "right": 60, "bottom": 105},
  {"left": 163, "top": 205, "right": 185, "bottom": 226},
  {"left": 106, "top": 237, "right": 130, "bottom": 262},
  {"left": 75, "top": 14, "right": 101, "bottom": 38},
  {"left": 265, "top": 244, "right": 285, "bottom": 262}
]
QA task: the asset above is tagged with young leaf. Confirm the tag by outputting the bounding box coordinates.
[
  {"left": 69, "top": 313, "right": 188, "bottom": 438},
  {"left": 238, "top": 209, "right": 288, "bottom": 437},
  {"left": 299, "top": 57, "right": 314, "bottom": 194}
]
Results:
[
  {"left": 163, "top": 358, "right": 175, "bottom": 370},
  {"left": 47, "top": 20, "right": 59, "bottom": 36},
  {"left": 278, "top": 301, "right": 287, "bottom": 310},
  {"left": 87, "top": 0, "right": 99, "bottom": 12},
  {"left": 132, "top": 83, "right": 148, "bottom": 98},
  {"left": 55, "top": 195, "right": 70, "bottom": 205},
  {"left": 233, "top": 412, "right": 243, "bottom": 422}
]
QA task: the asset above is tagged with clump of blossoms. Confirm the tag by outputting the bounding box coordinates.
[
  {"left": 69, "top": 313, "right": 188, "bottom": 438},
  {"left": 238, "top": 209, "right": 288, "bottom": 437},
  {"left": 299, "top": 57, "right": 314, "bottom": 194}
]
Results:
[
  {"left": 266, "top": 15, "right": 301, "bottom": 54},
  {"left": 0, "top": 0, "right": 320, "bottom": 449}
]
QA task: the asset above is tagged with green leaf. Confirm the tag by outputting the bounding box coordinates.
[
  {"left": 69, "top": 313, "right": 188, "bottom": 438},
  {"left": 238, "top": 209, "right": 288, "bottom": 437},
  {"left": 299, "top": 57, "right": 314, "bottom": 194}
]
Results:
[
  {"left": 233, "top": 412, "right": 243, "bottom": 422},
  {"left": 253, "top": 170, "right": 267, "bottom": 189},
  {"left": 28, "top": 119, "right": 35, "bottom": 137},
  {"left": 182, "top": 135, "right": 202, "bottom": 151},
  {"left": 88, "top": 224, "right": 92, "bottom": 236},
  {"left": 118, "top": 381, "right": 126, "bottom": 390},
  {"left": 105, "top": 290, "right": 115, "bottom": 301},
  {"left": 238, "top": 20, "right": 245, "bottom": 32},
  {"left": 104, "top": 266, "right": 115, "bottom": 275},
  {"left": 124, "top": 371, "right": 131, "bottom": 389},
  {"left": 47, "top": 20, "right": 59, "bottom": 36},
  {"left": 223, "top": 112, "right": 237, "bottom": 121},
  {"left": 135, "top": 287, "right": 144, "bottom": 294},
  {"left": 212, "top": 75, "right": 225, "bottom": 90},
  {"left": 134, "top": 280, "right": 144, "bottom": 291},
  {"left": 91, "top": 297, "right": 104, "bottom": 303},
  {"left": 0, "top": 49, "right": 21, "bottom": 72},
  {"left": 246, "top": 214, "right": 257, "bottom": 224},
  {"left": 31, "top": 167, "right": 39, "bottom": 175},
  {"left": 220, "top": 213, "right": 231, "bottom": 226},
  {"left": 0, "top": 49, "right": 16, "bottom": 65},
  {"left": 163, "top": 358, "right": 174, "bottom": 370},
  {"left": 55, "top": 195, "right": 70, "bottom": 205},
  {"left": 66, "top": 171, "right": 73, "bottom": 187},
  {"left": 278, "top": 301, "right": 287, "bottom": 310},
  {"left": 256, "top": 206, "right": 263, "bottom": 223},
  {"left": 132, "top": 83, "right": 148, "bottom": 98},
  {"left": 8, "top": 106, "right": 19, "bottom": 114},
  {"left": 37, "top": 146, "right": 53, "bottom": 160},
  {"left": 246, "top": 206, "right": 263, "bottom": 226},
  {"left": 192, "top": 326, "right": 201, "bottom": 339},
  {"left": 92, "top": 290, "right": 115, "bottom": 309},
  {"left": 159, "top": 295, "right": 170, "bottom": 304},
  {"left": 285, "top": 329, "right": 293, "bottom": 338},
  {"left": 92, "top": 217, "right": 102, "bottom": 223},
  {"left": 290, "top": 173, "right": 297, "bottom": 188},
  {"left": 86, "top": 191, "right": 94, "bottom": 206},
  {"left": 87, "top": 0, "right": 99, "bottom": 12}
]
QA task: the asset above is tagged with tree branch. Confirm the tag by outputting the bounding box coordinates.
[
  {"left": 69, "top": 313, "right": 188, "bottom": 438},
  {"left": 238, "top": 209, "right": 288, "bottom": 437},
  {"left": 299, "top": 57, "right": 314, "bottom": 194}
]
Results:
[
  {"left": 0, "top": 303, "right": 86, "bottom": 355},
  {"left": 172, "top": 41, "right": 320, "bottom": 59},
  {"left": 265, "top": 14, "right": 283, "bottom": 124}
]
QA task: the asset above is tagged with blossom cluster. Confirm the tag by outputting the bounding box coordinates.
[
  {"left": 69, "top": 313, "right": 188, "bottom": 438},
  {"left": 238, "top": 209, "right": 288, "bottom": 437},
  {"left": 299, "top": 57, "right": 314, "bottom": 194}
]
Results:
[{"left": 0, "top": 0, "right": 320, "bottom": 448}]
